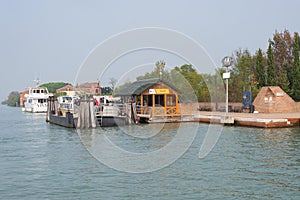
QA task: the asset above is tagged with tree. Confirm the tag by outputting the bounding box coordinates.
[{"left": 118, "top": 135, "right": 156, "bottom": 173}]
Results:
[
  {"left": 228, "top": 49, "right": 257, "bottom": 102},
  {"left": 272, "top": 30, "right": 293, "bottom": 88},
  {"left": 101, "top": 87, "right": 112, "bottom": 95},
  {"left": 113, "top": 80, "right": 132, "bottom": 95},
  {"left": 270, "top": 30, "right": 293, "bottom": 94},
  {"left": 255, "top": 48, "right": 266, "bottom": 87},
  {"left": 266, "top": 42, "right": 276, "bottom": 86},
  {"left": 2, "top": 91, "right": 20, "bottom": 107},
  {"left": 292, "top": 32, "right": 300, "bottom": 101},
  {"left": 136, "top": 60, "right": 169, "bottom": 81},
  {"left": 170, "top": 64, "right": 202, "bottom": 102},
  {"left": 109, "top": 78, "right": 117, "bottom": 90},
  {"left": 39, "top": 82, "right": 70, "bottom": 93}
]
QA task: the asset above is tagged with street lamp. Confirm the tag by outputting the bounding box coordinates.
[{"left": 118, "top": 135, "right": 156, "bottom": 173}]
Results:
[{"left": 222, "top": 56, "right": 233, "bottom": 115}]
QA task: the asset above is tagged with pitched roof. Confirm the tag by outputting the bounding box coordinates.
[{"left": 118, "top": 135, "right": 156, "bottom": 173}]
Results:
[
  {"left": 253, "top": 86, "right": 295, "bottom": 105},
  {"left": 115, "top": 78, "right": 178, "bottom": 96},
  {"left": 267, "top": 86, "right": 285, "bottom": 96},
  {"left": 79, "top": 82, "right": 100, "bottom": 88},
  {"left": 56, "top": 84, "right": 74, "bottom": 92}
]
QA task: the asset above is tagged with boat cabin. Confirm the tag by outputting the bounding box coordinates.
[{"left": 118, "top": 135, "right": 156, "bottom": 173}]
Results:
[{"left": 115, "top": 78, "right": 180, "bottom": 119}]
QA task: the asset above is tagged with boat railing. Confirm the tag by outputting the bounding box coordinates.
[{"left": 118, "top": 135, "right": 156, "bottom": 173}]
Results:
[
  {"left": 94, "top": 103, "right": 125, "bottom": 117},
  {"left": 59, "top": 103, "right": 74, "bottom": 111}
]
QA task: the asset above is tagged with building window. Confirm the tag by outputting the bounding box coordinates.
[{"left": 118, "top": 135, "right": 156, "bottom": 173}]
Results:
[
  {"left": 166, "top": 94, "right": 176, "bottom": 106},
  {"left": 95, "top": 88, "right": 99, "bottom": 94},
  {"left": 143, "top": 95, "right": 153, "bottom": 106},
  {"left": 155, "top": 95, "right": 164, "bottom": 107}
]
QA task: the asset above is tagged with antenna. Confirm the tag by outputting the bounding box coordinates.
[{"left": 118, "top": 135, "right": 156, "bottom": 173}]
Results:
[{"left": 33, "top": 78, "right": 40, "bottom": 86}]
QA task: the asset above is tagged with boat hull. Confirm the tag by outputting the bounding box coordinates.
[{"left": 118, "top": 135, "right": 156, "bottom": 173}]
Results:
[
  {"left": 47, "top": 112, "right": 75, "bottom": 128},
  {"left": 97, "top": 116, "right": 126, "bottom": 127}
]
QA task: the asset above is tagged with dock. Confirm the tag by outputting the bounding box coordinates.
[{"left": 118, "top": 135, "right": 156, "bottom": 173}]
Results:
[{"left": 194, "top": 111, "right": 300, "bottom": 128}]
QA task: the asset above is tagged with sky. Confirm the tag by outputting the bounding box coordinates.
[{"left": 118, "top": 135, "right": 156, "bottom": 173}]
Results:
[{"left": 0, "top": 0, "right": 299, "bottom": 101}]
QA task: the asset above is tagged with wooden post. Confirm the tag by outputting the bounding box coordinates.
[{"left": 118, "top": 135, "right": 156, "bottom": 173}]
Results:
[
  {"left": 125, "top": 103, "right": 131, "bottom": 125},
  {"left": 131, "top": 102, "right": 137, "bottom": 124},
  {"left": 76, "top": 95, "right": 97, "bottom": 129},
  {"left": 46, "top": 97, "right": 50, "bottom": 122},
  {"left": 89, "top": 99, "right": 97, "bottom": 128},
  {"left": 140, "top": 95, "right": 143, "bottom": 114},
  {"left": 176, "top": 94, "right": 179, "bottom": 114},
  {"left": 152, "top": 94, "right": 155, "bottom": 117}
]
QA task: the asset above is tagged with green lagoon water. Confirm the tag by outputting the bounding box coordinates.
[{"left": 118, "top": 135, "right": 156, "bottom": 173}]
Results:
[{"left": 0, "top": 105, "right": 299, "bottom": 199}]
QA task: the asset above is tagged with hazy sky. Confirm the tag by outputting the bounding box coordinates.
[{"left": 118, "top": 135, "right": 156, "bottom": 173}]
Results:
[{"left": 0, "top": 0, "right": 299, "bottom": 101}]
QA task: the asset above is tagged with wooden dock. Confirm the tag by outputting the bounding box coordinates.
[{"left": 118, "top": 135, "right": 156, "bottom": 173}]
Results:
[{"left": 194, "top": 111, "right": 300, "bottom": 128}]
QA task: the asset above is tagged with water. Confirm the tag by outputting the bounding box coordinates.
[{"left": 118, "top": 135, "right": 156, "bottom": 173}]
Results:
[{"left": 0, "top": 105, "right": 299, "bottom": 199}]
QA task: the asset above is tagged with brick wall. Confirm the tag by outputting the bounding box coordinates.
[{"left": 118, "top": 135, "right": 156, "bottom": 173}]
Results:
[
  {"left": 198, "top": 102, "right": 242, "bottom": 111},
  {"left": 296, "top": 102, "right": 300, "bottom": 112}
]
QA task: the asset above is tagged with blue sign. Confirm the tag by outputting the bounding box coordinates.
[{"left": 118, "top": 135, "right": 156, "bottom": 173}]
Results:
[{"left": 242, "top": 91, "right": 252, "bottom": 109}]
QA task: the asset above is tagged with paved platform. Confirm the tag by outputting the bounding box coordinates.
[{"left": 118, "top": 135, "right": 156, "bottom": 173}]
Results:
[{"left": 194, "top": 111, "right": 300, "bottom": 128}]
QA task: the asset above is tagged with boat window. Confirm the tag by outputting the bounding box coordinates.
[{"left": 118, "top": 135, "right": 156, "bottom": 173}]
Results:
[
  {"left": 41, "top": 90, "right": 44, "bottom": 93},
  {"left": 38, "top": 99, "right": 46, "bottom": 103},
  {"left": 37, "top": 90, "right": 40, "bottom": 93}
]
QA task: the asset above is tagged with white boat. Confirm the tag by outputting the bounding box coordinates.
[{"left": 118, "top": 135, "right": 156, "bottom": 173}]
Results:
[
  {"left": 23, "top": 87, "right": 52, "bottom": 113},
  {"left": 57, "top": 95, "right": 80, "bottom": 112}
]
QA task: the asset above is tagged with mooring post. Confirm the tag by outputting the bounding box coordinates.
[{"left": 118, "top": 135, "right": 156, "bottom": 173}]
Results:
[{"left": 76, "top": 95, "right": 97, "bottom": 129}]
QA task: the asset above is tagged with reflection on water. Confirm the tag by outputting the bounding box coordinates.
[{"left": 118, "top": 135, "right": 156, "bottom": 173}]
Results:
[
  {"left": 0, "top": 105, "right": 299, "bottom": 199},
  {"left": 77, "top": 122, "right": 199, "bottom": 173}
]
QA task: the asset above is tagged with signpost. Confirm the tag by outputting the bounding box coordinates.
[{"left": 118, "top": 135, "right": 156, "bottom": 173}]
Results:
[{"left": 222, "top": 56, "right": 233, "bottom": 115}]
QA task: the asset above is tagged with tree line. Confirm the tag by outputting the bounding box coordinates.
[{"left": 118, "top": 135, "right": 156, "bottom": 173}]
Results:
[
  {"left": 2, "top": 82, "right": 70, "bottom": 107},
  {"left": 127, "top": 29, "right": 300, "bottom": 102},
  {"left": 255, "top": 30, "right": 300, "bottom": 101},
  {"left": 3, "top": 29, "right": 300, "bottom": 106}
]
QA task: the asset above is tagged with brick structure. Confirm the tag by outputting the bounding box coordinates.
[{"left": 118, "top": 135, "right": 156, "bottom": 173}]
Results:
[
  {"left": 75, "top": 82, "right": 101, "bottom": 95},
  {"left": 56, "top": 84, "right": 73, "bottom": 93},
  {"left": 20, "top": 90, "right": 29, "bottom": 107},
  {"left": 56, "top": 82, "right": 101, "bottom": 96},
  {"left": 56, "top": 84, "right": 75, "bottom": 96},
  {"left": 253, "top": 86, "right": 296, "bottom": 113}
]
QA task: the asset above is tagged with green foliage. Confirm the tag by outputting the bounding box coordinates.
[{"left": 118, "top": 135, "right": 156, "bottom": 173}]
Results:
[
  {"left": 116, "top": 29, "right": 300, "bottom": 103},
  {"left": 277, "top": 68, "right": 290, "bottom": 94},
  {"left": 228, "top": 49, "right": 256, "bottom": 102},
  {"left": 56, "top": 92, "right": 67, "bottom": 97},
  {"left": 101, "top": 87, "right": 113, "bottom": 95},
  {"left": 203, "top": 71, "right": 225, "bottom": 103},
  {"left": 39, "top": 82, "right": 70, "bottom": 93},
  {"left": 271, "top": 30, "right": 293, "bottom": 95},
  {"left": 255, "top": 48, "right": 265, "bottom": 87},
  {"left": 169, "top": 64, "right": 202, "bottom": 102},
  {"left": 113, "top": 81, "right": 132, "bottom": 95},
  {"left": 133, "top": 62, "right": 208, "bottom": 102},
  {"left": 2, "top": 91, "right": 20, "bottom": 107},
  {"left": 108, "top": 78, "right": 117, "bottom": 90},
  {"left": 266, "top": 43, "right": 276, "bottom": 86},
  {"left": 292, "top": 32, "right": 300, "bottom": 101},
  {"left": 136, "top": 61, "right": 170, "bottom": 81}
]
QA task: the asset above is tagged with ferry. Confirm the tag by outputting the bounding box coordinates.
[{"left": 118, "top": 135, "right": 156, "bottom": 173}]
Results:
[
  {"left": 46, "top": 95, "right": 79, "bottom": 128},
  {"left": 47, "top": 95, "right": 127, "bottom": 128},
  {"left": 23, "top": 87, "right": 52, "bottom": 113}
]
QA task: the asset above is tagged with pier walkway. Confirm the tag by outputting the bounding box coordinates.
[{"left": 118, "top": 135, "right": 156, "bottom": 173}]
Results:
[{"left": 194, "top": 111, "right": 300, "bottom": 128}]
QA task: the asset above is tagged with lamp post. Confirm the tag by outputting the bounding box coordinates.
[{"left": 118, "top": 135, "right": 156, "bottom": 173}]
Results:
[{"left": 222, "top": 56, "right": 233, "bottom": 115}]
